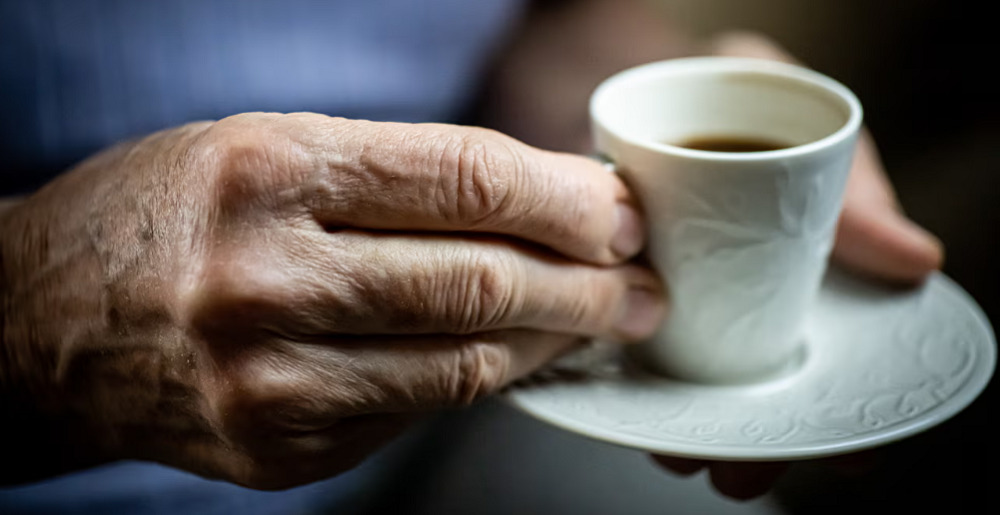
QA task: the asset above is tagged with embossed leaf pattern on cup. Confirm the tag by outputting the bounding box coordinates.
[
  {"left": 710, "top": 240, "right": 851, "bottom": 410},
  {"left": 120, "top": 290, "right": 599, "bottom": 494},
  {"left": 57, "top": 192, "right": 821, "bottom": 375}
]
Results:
[{"left": 508, "top": 272, "right": 994, "bottom": 459}]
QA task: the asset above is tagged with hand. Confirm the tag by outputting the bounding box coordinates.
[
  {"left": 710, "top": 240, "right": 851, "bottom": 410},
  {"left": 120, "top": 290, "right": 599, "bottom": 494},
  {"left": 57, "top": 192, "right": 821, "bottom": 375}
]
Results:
[
  {"left": 706, "top": 31, "right": 944, "bottom": 284},
  {"left": 0, "top": 113, "right": 664, "bottom": 488},
  {"left": 647, "top": 32, "right": 945, "bottom": 501}
]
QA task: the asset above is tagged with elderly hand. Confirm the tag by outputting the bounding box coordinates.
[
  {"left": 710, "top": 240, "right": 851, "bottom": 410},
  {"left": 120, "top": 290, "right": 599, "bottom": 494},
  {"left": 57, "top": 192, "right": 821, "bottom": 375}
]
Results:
[{"left": 0, "top": 113, "right": 664, "bottom": 488}]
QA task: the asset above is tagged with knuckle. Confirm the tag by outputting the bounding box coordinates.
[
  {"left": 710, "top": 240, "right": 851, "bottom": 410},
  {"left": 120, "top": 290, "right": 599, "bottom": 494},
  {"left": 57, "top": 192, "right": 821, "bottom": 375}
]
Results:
[
  {"left": 448, "top": 341, "right": 510, "bottom": 405},
  {"left": 188, "top": 255, "right": 286, "bottom": 335},
  {"left": 196, "top": 114, "right": 301, "bottom": 213},
  {"left": 210, "top": 342, "right": 360, "bottom": 432},
  {"left": 212, "top": 356, "right": 286, "bottom": 426},
  {"left": 201, "top": 114, "right": 278, "bottom": 169},
  {"left": 212, "top": 358, "right": 313, "bottom": 443},
  {"left": 449, "top": 251, "right": 519, "bottom": 332},
  {"left": 561, "top": 268, "right": 626, "bottom": 333},
  {"left": 200, "top": 258, "right": 268, "bottom": 308},
  {"left": 435, "top": 129, "right": 522, "bottom": 226},
  {"left": 548, "top": 171, "right": 604, "bottom": 249}
]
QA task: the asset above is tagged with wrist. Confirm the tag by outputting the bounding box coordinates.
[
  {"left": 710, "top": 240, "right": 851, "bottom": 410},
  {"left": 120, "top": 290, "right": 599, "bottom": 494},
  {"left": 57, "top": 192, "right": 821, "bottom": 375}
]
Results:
[
  {"left": 1, "top": 199, "right": 109, "bottom": 484},
  {"left": 1, "top": 198, "right": 45, "bottom": 402},
  {"left": 0, "top": 195, "right": 23, "bottom": 215},
  {"left": 1, "top": 197, "right": 24, "bottom": 395}
]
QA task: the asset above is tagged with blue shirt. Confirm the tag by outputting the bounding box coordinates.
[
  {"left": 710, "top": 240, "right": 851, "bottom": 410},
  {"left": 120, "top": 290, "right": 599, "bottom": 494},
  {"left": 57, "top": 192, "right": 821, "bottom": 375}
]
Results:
[
  {"left": 0, "top": 0, "right": 527, "bottom": 190},
  {"left": 0, "top": 0, "right": 527, "bottom": 512}
]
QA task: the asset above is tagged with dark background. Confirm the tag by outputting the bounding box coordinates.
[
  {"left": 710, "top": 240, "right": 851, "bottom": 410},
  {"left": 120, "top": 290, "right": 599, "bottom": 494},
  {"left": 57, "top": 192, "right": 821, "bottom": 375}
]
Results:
[
  {"left": 1, "top": 0, "right": 994, "bottom": 513},
  {"left": 732, "top": 1, "right": 997, "bottom": 513},
  {"left": 345, "top": 4, "right": 998, "bottom": 512}
]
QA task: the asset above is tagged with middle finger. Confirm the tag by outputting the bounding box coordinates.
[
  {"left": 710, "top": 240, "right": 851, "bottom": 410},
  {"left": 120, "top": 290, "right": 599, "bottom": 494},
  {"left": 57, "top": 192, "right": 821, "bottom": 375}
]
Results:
[{"left": 266, "top": 229, "right": 665, "bottom": 341}]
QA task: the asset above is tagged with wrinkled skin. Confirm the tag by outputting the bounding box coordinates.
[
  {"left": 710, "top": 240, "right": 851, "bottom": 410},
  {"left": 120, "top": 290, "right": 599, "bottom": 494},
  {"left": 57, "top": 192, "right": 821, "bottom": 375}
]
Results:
[
  {"left": 0, "top": 22, "right": 944, "bottom": 502},
  {"left": 1, "top": 114, "right": 664, "bottom": 489}
]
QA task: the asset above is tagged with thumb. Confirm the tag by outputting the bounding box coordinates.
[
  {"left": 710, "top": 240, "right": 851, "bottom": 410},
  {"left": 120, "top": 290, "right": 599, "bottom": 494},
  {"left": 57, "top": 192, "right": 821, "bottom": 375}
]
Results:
[
  {"left": 832, "top": 136, "right": 944, "bottom": 284},
  {"left": 706, "top": 30, "right": 944, "bottom": 284}
]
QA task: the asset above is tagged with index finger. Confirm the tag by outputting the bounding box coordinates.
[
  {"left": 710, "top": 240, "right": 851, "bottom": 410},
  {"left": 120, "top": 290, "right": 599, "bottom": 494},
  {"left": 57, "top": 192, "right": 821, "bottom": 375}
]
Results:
[{"left": 292, "top": 116, "right": 645, "bottom": 265}]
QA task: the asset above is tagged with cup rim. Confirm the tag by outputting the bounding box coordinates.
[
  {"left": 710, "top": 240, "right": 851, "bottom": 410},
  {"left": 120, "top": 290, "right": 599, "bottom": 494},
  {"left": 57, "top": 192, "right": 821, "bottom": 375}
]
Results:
[{"left": 590, "top": 57, "right": 864, "bottom": 162}]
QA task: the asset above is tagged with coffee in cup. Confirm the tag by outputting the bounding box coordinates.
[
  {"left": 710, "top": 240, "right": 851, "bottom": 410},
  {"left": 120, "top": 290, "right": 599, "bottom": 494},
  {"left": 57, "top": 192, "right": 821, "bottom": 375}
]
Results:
[{"left": 591, "top": 57, "right": 862, "bottom": 384}]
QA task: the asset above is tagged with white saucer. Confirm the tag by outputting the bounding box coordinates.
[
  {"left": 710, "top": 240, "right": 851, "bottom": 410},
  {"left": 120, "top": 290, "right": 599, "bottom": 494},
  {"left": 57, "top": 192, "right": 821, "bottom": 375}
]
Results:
[{"left": 505, "top": 269, "right": 995, "bottom": 461}]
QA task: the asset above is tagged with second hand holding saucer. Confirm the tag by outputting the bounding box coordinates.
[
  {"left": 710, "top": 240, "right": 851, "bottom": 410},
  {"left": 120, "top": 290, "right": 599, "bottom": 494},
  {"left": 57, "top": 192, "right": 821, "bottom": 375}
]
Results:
[
  {"left": 506, "top": 269, "right": 995, "bottom": 461},
  {"left": 505, "top": 58, "right": 995, "bottom": 461}
]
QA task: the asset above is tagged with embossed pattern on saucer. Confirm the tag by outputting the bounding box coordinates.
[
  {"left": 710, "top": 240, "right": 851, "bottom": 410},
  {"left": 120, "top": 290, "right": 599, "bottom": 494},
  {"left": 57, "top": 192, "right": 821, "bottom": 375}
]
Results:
[{"left": 505, "top": 270, "right": 996, "bottom": 461}]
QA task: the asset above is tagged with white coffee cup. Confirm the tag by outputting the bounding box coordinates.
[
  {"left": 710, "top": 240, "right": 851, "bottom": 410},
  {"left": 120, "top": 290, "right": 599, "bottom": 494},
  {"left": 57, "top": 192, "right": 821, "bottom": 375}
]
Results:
[{"left": 591, "top": 57, "right": 862, "bottom": 384}]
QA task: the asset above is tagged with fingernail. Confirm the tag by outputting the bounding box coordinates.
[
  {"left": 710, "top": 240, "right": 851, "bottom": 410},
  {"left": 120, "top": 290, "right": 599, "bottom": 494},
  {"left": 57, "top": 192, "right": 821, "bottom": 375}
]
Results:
[
  {"left": 612, "top": 203, "right": 644, "bottom": 259},
  {"left": 616, "top": 287, "right": 664, "bottom": 340}
]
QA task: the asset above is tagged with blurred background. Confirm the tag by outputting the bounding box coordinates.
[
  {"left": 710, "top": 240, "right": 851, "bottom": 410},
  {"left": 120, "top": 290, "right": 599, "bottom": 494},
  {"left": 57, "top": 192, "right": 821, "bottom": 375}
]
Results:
[
  {"left": 662, "top": 1, "right": 997, "bottom": 513},
  {"left": 363, "top": 1, "right": 996, "bottom": 513},
  {"left": 664, "top": 1, "right": 997, "bottom": 512},
  {"left": 1, "top": 0, "right": 994, "bottom": 513}
]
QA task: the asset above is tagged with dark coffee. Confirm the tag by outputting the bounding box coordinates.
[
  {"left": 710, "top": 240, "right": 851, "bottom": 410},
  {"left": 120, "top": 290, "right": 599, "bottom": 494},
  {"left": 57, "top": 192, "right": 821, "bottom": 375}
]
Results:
[{"left": 674, "top": 135, "right": 791, "bottom": 153}]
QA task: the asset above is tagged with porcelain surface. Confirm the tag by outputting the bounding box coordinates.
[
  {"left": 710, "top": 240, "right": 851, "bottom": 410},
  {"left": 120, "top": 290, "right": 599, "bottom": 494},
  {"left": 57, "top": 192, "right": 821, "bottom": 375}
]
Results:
[{"left": 506, "top": 269, "right": 995, "bottom": 460}]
